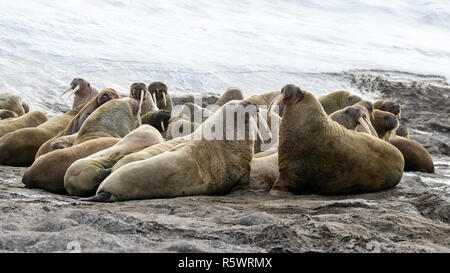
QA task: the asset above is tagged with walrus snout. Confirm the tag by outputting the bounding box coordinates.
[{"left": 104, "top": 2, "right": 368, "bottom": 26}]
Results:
[
  {"left": 389, "top": 116, "right": 399, "bottom": 130},
  {"left": 280, "top": 84, "right": 305, "bottom": 104}
]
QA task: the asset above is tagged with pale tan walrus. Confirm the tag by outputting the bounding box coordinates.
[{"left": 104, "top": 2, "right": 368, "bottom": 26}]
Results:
[
  {"left": 84, "top": 100, "right": 270, "bottom": 202},
  {"left": 214, "top": 87, "right": 244, "bottom": 107},
  {"left": 318, "top": 90, "right": 362, "bottom": 115},
  {"left": 64, "top": 125, "right": 164, "bottom": 197},
  {"left": 270, "top": 84, "right": 404, "bottom": 195},
  {"left": 0, "top": 106, "right": 82, "bottom": 166},
  {"left": 35, "top": 88, "right": 120, "bottom": 159},
  {"left": 0, "top": 111, "right": 47, "bottom": 138},
  {"left": 0, "top": 93, "right": 26, "bottom": 116},
  {"left": 22, "top": 137, "right": 120, "bottom": 194},
  {"left": 0, "top": 109, "right": 18, "bottom": 120}
]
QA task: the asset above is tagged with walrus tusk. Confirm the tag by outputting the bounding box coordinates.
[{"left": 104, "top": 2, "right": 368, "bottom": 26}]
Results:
[
  {"left": 250, "top": 116, "right": 264, "bottom": 143},
  {"left": 161, "top": 121, "right": 165, "bottom": 132},
  {"left": 258, "top": 111, "right": 272, "bottom": 140},
  {"left": 358, "top": 117, "right": 371, "bottom": 135},
  {"left": 268, "top": 94, "right": 283, "bottom": 116},
  {"left": 152, "top": 93, "right": 157, "bottom": 106},
  {"left": 69, "top": 85, "right": 80, "bottom": 96},
  {"left": 61, "top": 86, "right": 73, "bottom": 96},
  {"left": 137, "top": 90, "right": 144, "bottom": 126},
  {"left": 162, "top": 92, "right": 167, "bottom": 108}
]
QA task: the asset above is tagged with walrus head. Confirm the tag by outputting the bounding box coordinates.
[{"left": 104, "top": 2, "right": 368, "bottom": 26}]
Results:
[
  {"left": 395, "top": 124, "right": 409, "bottom": 139},
  {"left": 329, "top": 106, "right": 372, "bottom": 134},
  {"left": 97, "top": 88, "right": 120, "bottom": 106},
  {"left": 61, "top": 78, "right": 98, "bottom": 108},
  {"left": 129, "top": 83, "right": 147, "bottom": 101},
  {"left": 147, "top": 81, "right": 168, "bottom": 109},
  {"left": 374, "top": 100, "right": 402, "bottom": 120},
  {"left": 145, "top": 110, "right": 171, "bottom": 133},
  {"left": 372, "top": 110, "right": 399, "bottom": 140},
  {"left": 0, "top": 109, "right": 18, "bottom": 119}
]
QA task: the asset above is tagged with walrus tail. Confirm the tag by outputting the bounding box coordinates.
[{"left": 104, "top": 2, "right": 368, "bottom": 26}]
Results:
[{"left": 81, "top": 191, "right": 112, "bottom": 202}]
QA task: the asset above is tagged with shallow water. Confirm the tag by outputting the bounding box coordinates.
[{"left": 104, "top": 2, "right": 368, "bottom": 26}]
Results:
[{"left": 0, "top": 0, "right": 449, "bottom": 115}]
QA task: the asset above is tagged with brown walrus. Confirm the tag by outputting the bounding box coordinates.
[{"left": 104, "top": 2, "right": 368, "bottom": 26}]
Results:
[
  {"left": 396, "top": 124, "right": 410, "bottom": 138},
  {"left": 0, "top": 106, "right": 82, "bottom": 166},
  {"left": 64, "top": 125, "right": 164, "bottom": 197},
  {"left": 371, "top": 110, "right": 399, "bottom": 140},
  {"left": 0, "top": 111, "right": 48, "bottom": 138},
  {"left": 61, "top": 78, "right": 99, "bottom": 108},
  {"left": 329, "top": 106, "right": 374, "bottom": 136},
  {"left": 250, "top": 151, "right": 278, "bottom": 191},
  {"left": 214, "top": 87, "right": 244, "bottom": 107},
  {"left": 147, "top": 81, "right": 173, "bottom": 113},
  {"left": 353, "top": 100, "right": 378, "bottom": 137},
  {"left": 22, "top": 137, "right": 120, "bottom": 194},
  {"left": 85, "top": 100, "right": 269, "bottom": 202},
  {"left": 140, "top": 110, "right": 171, "bottom": 134},
  {"left": 270, "top": 84, "right": 404, "bottom": 195},
  {"left": 72, "top": 98, "right": 140, "bottom": 145},
  {"left": 373, "top": 100, "right": 401, "bottom": 119},
  {"left": 0, "top": 109, "right": 19, "bottom": 120},
  {"left": 129, "top": 83, "right": 159, "bottom": 116},
  {"left": 388, "top": 137, "right": 434, "bottom": 173},
  {"left": 35, "top": 88, "right": 120, "bottom": 159},
  {"left": 319, "top": 90, "right": 362, "bottom": 115},
  {"left": 0, "top": 93, "right": 26, "bottom": 116}
]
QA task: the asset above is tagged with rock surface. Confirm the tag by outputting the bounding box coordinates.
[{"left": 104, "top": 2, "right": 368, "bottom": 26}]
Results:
[{"left": 0, "top": 70, "right": 449, "bottom": 253}]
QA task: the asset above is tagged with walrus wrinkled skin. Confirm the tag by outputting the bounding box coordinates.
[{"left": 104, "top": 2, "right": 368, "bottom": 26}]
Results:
[
  {"left": 61, "top": 78, "right": 99, "bottom": 108},
  {"left": 329, "top": 106, "right": 374, "bottom": 136},
  {"left": 214, "top": 87, "right": 244, "bottom": 107},
  {"left": 35, "top": 88, "right": 120, "bottom": 159},
  {"left": 0, "top": 93, "right": 26, "bottom": 116},
  {"left": 372, "top": 110, "right": 399, "bottom": 140},
  {"left": 140, "top": 110, "right": 171, "bottom": 133},
  {"left": 374, "top": 100, "right": 401, "bottom": 119},
  {"left": 0, "top": 111, "right": 47, "bottom": 137},
  {"left": 72, "top": 98, "right": 139, "bottom": 145},
  {"left": 22, "top": 137, "right": 120, "bottom": 194},
  {"left": 319, "top": 90, "right": 362, "bottom": 115},
  {"left": 271, "top": 84, "right": 404, "bottom": 195},
  {"left": 64, "top": 125, "right": 164, "bottom": 197},
  {"left": 388, "top": 137, "right": 434, "bottom": 173},
  {"left": 0, "top": 109, "right": 18, "bottom": 120},
  {"left": 0, "top": 107, "right": 81, "bottom": 166},
  {"left": 147, "top": 81, "right": 173, "bottom": 113},
  {"left": 129, "top": 83, "right": 159, "bottom": 116},
  {"left": 87, "top": 100, "right": 263, "bottom": 202},
  {"left": 250, "top": 151, "right": 278, "bottom": 191}
]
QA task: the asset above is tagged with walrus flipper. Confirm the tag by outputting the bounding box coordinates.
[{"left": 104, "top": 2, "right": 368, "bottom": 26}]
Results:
[{"left": 81, "top": 192, "right": 112, "bottom": 202}]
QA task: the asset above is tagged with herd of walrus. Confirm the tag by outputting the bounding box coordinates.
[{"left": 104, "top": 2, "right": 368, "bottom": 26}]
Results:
[{"left": 0, "top": 78, "right": 435, "bottom": 202}]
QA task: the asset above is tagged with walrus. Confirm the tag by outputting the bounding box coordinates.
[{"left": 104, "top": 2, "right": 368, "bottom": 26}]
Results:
[
  {"left": 165, "top": 114, "right": 200, "bottom": 140},
  {"left": 373, "top": 100, "right": 401, "bottom": 119},
  {"left": 318, "top": 90, "right": 362, "bottom": 115},
  {"left": 0, "top": 109, "right": 18, "bottom": 120},
  {"left": 371, "top": 110, "right": 399, "bottom": 140},
  {"left": 0, "top": 93, "right": 26, "bottom": 116},
  {"left": 270, "top": 84, "right": 404, "bottom": 195},
  {"left": 140, "top": 110, "right": 171, "bottom": 133},
  {"left": 129, "top": 83, "right": 159, "bottom": 116},
  {"left": 64, "top": 125, "right": 164, "bottom": 197},
  {"left": 0, "top": 107, "right": 82, "bottom": 166},
  {"left": 214, "top": 87, "right": 244, "bottom": 107},
  {"left": 22, "top": 102, "right": 30, "bottom": 113},
  {"left": 247, "top": 90, "right": 284, "bottom": 117},
  {"left": 253, "top": 109, "right": 280, "bottom": 153},
  {"left": 181, "top": 102, "right": 213, "bottom": 123},
  {"left": 35, "top": 88, "right": 120, "bottom": 159},
  {"left": 250, "top": 151, "right": 278, "bottom": 191},
  {"left": 388, "top": 137, "right": 434, "bottom": 173},
  {"left": 353, "top": 100, "right": 378, "bottom": 137},
  {"left": 61, "top": 78, "right": 99, "bottom": 108},
  {"left": 396, "top": 124, "right": 409, "bottom": 138},
  {"left": 0, "top": 111, "right": 48, "bottom": 138},
  {"left": 72, "top": 98, "right": 140, "bottom": 145},
  {"left": 329, "top": 106, "right": 374, "bottom": 135},
  {"left": 147, "top": 81, "right": 173, "bottom": 113},
  {"left": 22, "top": 137, "right": 120, "bottom": 194},
  {"left": 85, "top": 100, "right": 270, "bottom": 202}
]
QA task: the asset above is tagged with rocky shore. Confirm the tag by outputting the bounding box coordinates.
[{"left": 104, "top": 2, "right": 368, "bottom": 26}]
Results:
[{"left": 0, "top": 70, "right": 449, "bottom": 252}]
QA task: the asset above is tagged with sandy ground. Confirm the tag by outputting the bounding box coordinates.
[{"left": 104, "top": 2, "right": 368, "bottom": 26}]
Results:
[{"left": 0, "top": 70, "right": 449, "bottom": 252}]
